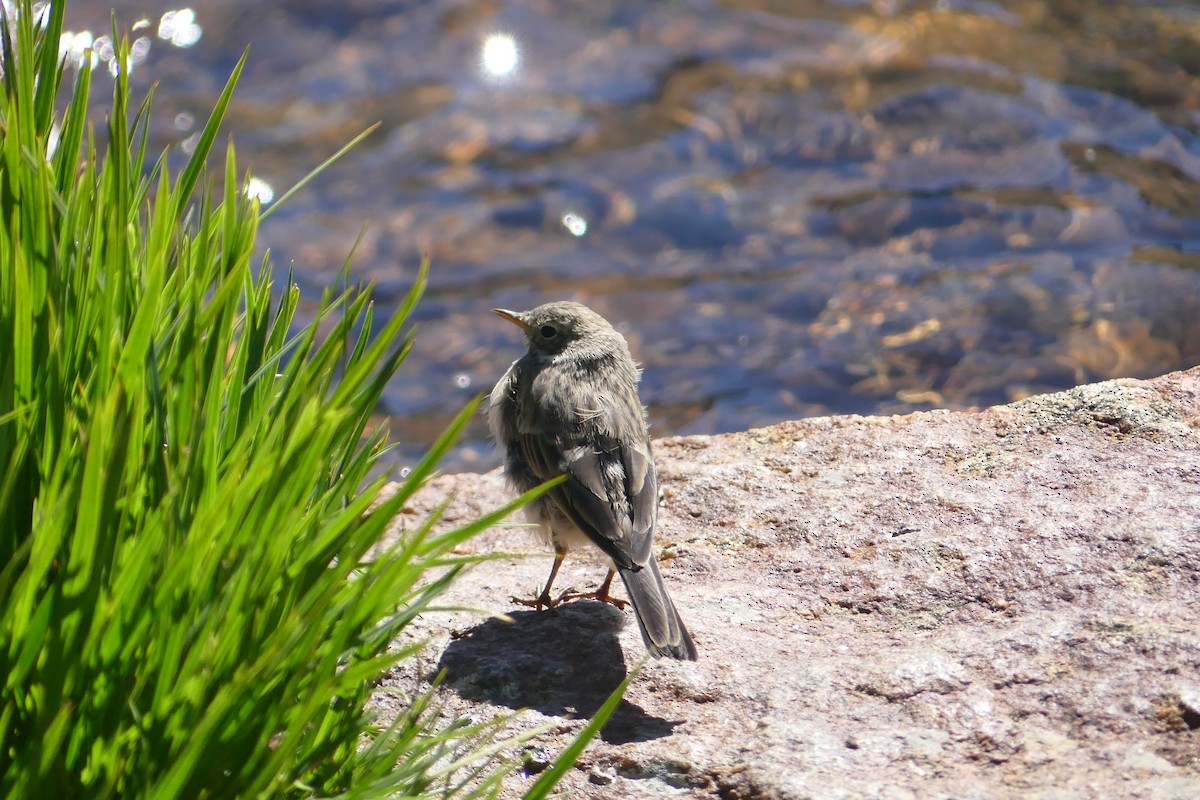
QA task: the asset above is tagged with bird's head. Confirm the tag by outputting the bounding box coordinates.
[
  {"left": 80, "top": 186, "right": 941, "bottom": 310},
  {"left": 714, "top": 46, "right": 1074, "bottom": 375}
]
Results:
[{"left": 493, "top": 301, "right": 628, "bottom": 362}]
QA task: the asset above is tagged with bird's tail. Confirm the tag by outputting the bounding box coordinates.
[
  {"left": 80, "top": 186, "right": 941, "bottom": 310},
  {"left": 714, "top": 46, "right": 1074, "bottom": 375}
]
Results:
[{"left": 618, "top": 559, "right": 697, "bottom": 660}]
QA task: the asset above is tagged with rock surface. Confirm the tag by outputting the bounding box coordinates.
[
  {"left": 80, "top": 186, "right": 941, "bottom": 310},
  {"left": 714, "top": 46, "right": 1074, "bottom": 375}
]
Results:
[{"left": 373, "top": 367, "right": 1200, "bottom": 799}]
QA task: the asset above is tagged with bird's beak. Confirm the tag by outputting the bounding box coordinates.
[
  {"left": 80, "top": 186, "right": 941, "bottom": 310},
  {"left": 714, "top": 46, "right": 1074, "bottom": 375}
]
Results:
[{"left": 492, "top": 308, "right": 534, "bottom": 333}]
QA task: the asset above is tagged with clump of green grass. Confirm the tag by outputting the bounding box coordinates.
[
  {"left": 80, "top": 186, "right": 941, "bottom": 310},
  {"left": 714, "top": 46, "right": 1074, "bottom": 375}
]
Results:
[{"left": 0, "top": 1, "right": 620, "bottom": 797}]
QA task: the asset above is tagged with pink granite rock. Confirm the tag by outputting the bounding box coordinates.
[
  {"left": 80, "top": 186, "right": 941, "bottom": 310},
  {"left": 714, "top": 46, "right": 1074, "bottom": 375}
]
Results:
[{"left": 374, "top": 367, "right": 1200, "bottom": 799}]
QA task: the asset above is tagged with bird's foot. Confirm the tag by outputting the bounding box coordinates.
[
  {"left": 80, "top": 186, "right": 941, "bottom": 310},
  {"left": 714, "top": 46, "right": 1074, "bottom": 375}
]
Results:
[
  {"left": 559, "top": 586, "right": 629, "bottom": 610},
  {"left": 510, "top": 587, "right": 575, "bottom": 612}
]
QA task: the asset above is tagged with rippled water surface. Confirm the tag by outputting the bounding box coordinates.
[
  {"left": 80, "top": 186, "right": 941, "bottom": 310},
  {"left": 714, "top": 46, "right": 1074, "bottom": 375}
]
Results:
[{"left": 66, "top": 0, "right": 1200, "bottom": 470}]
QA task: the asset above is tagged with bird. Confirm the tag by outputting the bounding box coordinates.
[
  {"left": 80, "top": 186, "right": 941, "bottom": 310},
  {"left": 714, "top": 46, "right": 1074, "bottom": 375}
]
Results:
[{"left": 488, "top": 301, "right": 697, "bottom": 660}]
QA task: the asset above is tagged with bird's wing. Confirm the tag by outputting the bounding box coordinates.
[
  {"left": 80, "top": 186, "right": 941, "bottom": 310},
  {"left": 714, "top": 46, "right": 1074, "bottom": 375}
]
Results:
[
  {"left": 518, "top": 398, "right": 657, "bottom": 570},
  {"left": 621, "top": 436, "right": 657, "bottom": 565}
]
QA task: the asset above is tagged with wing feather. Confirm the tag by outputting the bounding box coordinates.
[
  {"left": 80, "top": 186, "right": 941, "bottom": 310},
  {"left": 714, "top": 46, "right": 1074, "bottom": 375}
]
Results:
[
  {"left": 490, "top": 310, "right": 694, "bottom": 658},
  {"left": 512, "top": 374, "right": 657, "bottom": 571}
]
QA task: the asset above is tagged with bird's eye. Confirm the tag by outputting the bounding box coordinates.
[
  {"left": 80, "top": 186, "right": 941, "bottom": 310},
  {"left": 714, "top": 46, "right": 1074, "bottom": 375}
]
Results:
[{"left": 540, "top": 325, "right": 557, "bottom": 339}]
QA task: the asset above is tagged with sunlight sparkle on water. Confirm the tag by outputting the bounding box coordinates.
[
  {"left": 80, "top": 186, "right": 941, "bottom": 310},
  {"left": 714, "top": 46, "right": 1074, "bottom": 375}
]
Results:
[
  {"left": 29, "top": 3, "right": 51, "bottom": 28},
  {"left": 245, "top": 177, "right": 275, "bottom": 204},
  {"left": 57, "top": 32, "right": 148, "bottom": 75},
  {"left": 130, "top": 36, "right": 152, "bottom": 62},
  {"left": 561, "top": 212, "right": 588, "bottom": 237},
  {"left": 58, "top": 8, "right": 191, "bottom": 74},
  {"left": 181, "top": 132, "right": 201, "bottom": 155},
  {"left": 59, "top": 31, "right": 97, "bottom": 70},
  {"left": 480, "top": 33, "right": 519, "bottom": 78},
  {"left": 159, "top": 9, "right": 202, "bottom": 48}
]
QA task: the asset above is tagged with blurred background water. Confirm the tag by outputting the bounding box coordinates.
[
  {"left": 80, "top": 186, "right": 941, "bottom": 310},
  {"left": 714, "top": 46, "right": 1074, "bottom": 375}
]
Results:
[{"left": 56, "top": 0, "right": 1200, "bottom": 472}]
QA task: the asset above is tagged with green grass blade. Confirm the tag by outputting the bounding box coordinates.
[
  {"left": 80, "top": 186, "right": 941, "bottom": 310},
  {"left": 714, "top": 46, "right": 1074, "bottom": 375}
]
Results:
[
  {"left": 173, "top": 50, "right": 246, "bottom": 218},
  {"left": 0, "top": 3, "right": 552, "bottom": 798},
  {"left": 523, "top": 665, "right": 640, "bottom": 800},
  {"left": 259, "top": 123, "right": 380, "bottom": 222}
]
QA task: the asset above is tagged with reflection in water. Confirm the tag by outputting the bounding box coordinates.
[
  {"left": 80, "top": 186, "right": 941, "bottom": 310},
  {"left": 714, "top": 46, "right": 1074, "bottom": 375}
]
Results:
[
  {"left": 480, "top": 33, "right": 519, "bottom": 80},
  {"left": 56, "top": 0, "right": 1200, "bottom": 472}
]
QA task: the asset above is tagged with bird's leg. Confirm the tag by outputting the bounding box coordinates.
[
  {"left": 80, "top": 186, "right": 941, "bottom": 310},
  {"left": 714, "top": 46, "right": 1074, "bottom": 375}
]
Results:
[
  {"left": 560, "top": 568, "right": 629, "bottom": 610},
  {"left": 511, "top": 547, "right": 569, "bottom": 611}
]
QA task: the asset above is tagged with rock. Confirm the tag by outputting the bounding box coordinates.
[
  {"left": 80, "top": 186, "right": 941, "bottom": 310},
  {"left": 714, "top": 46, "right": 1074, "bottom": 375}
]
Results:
[
  {"left": 374, "top": 367, "right": 1200, "bottom": 798},
  {"left": 1177, "top": 684, "right": 1200, "bottom": 728},
  {"left": 1152, "top": 778, "right": 1200, "bottom": 800},
  {"left": 587, "top": 764, "right": 615, "bottom": 785},
  {"left": 520, "top": 745, "right": 553, "bottom": 776},
  {"left": 1122, "top": 749, "right": 1177, "bottom": 775},
  {"left": 854, "top": 655, "right": 968, "bottom": 701}
]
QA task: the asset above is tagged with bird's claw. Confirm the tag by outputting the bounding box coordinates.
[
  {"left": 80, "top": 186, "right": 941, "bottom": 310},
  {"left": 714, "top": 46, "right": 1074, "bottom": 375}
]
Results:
[
  {"left": 510, "top": 593, "right": 555, "bottom": 612},
  {"left": 510, "top": 587, "right": 577, "bottom": 612},
  {"left": 559, "top": 588, "right": 629, "bottom": 610},
  {"left": 511, "top": 579, "right": 628, "bottom": 611}
]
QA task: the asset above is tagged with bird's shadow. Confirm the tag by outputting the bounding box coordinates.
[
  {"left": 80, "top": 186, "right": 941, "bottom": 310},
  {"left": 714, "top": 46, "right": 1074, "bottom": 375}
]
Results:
[{"left": 436, "top": 601, "right": 676, "bottom": 744}]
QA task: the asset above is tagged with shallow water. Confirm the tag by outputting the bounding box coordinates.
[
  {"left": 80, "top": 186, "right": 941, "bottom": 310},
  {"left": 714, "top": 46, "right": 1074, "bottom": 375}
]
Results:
[{"left": 65, "top": 0, "right": 1200, "bottom": 471}]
